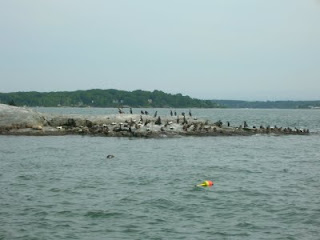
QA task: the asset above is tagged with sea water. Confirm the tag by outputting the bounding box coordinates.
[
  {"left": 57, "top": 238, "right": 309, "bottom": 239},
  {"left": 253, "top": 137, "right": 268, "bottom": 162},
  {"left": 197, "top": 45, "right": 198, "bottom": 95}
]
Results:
[{"left": 0, "top": 108, "right": 320, "bottom": 239}]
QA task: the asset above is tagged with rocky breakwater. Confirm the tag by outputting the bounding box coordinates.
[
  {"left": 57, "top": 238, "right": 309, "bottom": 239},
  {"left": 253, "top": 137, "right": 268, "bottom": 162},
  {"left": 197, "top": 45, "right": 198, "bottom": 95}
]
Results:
[{"left": 0, "top": 104, "right": 310, "bottom": 137}]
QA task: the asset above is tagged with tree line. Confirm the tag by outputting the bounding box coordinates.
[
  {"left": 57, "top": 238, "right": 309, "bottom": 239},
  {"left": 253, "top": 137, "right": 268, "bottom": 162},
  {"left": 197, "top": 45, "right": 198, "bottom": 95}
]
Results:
[{"left": 0, "top": 89, "right": 220, "bottom": 108}]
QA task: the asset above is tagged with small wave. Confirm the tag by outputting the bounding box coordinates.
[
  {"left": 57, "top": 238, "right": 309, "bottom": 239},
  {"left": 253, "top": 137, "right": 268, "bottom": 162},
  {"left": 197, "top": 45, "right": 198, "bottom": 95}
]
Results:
[
  {"left": 84, "top": 210, "right": 124, "bottom": 218},
  {"left": 122, "top": 224, "right": 140, "bottom": 233},
  {"left": 49, "top": 188, "right": 61, "bottom": 192},
  {"left": 0, "top": 150, "right": 15, "bottom": 154},
  {"left": 236, "top": 221, "right": 257, "bottom": 229},
  {"left": 118, "top": 196, "right": 139, "bottom": 203},
  {"left": 140, "top": 198, "right": 180, "bottom": 211},
  {"left": 56, "top": 210, "right": 74, "bottom": 215},
  {"left": 17, "top": 175, "right": 35, "bottom": 180},
  {"left": 211, "top": 231, "right": 250, "bottom": 237},
  {"left": 32, "top": 211, "right": 49, "bottom": 217}
]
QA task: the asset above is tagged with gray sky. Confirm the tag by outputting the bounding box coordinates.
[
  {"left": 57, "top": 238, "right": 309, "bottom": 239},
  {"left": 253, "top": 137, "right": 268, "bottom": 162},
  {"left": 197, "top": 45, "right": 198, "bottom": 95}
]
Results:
[{"left": 1, "top": 0, "right": 320, "bottom": 100}]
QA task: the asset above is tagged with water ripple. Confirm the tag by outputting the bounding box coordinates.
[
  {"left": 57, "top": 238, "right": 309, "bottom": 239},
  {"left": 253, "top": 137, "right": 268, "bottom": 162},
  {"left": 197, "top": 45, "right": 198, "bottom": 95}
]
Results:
[{"left": 1, "top": 112, "right": 320, "bottom": 239}]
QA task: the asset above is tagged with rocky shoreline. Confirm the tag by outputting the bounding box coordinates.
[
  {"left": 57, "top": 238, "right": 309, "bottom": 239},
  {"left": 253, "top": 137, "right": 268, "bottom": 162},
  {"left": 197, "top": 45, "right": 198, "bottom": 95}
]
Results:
[{"left": 0, "top": 104, "right": 310, "bottom": 137}]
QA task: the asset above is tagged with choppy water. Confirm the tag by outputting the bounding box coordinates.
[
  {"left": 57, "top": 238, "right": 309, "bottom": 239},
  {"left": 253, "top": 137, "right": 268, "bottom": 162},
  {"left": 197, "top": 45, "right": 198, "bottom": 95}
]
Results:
[{"left": 1, "top": 108, "right": 320, "bottom": 239}]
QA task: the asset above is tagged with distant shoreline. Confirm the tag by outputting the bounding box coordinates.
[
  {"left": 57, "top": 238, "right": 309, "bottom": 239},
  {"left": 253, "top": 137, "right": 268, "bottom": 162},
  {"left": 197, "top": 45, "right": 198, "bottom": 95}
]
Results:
[{"left": 1, "top": 89, "right": 319, "bottom": 109}]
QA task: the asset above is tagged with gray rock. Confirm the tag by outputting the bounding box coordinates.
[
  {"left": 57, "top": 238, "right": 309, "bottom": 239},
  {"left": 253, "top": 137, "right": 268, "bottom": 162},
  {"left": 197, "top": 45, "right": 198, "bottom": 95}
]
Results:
[{"left": 0, "top": 104, "right": 46, "bottom": 129}]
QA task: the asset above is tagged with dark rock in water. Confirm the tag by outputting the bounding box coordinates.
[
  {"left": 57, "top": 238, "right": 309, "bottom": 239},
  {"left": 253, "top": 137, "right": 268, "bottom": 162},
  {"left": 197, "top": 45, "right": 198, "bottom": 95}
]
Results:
[
  {"left": 214, "top": 120, "right": 222, "bottom": 128},
  {"left": 86, "top": 120, "right": 93, "bottom": 128},
  {"left": 66, "top": 118, "right": 76, "bottom": 128}
]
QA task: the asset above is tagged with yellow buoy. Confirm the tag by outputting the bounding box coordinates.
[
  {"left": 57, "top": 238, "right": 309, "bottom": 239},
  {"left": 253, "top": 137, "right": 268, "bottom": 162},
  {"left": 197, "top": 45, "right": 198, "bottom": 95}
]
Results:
[{"left": 197, "top": 180, "right": 214, "bottom": 187}]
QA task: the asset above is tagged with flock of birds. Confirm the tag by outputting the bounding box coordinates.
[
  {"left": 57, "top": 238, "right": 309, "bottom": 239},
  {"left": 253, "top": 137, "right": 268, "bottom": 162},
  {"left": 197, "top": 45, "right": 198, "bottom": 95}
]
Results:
[
  {"left": 116, "top": 108, "right": 309, "bottom": 134},
  {"left": 118, "top": 107, "right": 192, "bottom": 118}
]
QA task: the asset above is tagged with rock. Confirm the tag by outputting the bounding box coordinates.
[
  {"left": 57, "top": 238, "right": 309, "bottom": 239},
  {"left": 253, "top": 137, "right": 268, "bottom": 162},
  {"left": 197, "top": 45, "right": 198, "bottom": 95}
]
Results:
[
  {"left": 0, "top": 104, "right": 46, "bottom": 129},
  {"left": 0, "top": 104, "right": 310, "bottom": 137}
]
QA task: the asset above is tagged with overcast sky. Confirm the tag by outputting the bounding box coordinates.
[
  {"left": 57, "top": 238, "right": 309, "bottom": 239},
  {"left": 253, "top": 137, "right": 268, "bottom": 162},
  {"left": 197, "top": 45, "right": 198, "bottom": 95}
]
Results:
[{"left": 1, "top": 0, "right": 320, "bottom": 100}]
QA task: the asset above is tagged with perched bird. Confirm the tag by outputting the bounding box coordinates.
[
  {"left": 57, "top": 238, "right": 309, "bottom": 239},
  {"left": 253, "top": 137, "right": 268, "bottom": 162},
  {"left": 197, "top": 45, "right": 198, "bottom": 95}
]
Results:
[{"left": 155, "top": 116, "right": 161, "bottom": 125}]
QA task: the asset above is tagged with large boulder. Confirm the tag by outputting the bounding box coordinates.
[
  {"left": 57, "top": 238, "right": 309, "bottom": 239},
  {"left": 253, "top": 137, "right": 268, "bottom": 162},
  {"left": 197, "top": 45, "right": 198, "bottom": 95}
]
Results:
[{"left": 0, "top": 104, "right": 46, "bottom": 129}]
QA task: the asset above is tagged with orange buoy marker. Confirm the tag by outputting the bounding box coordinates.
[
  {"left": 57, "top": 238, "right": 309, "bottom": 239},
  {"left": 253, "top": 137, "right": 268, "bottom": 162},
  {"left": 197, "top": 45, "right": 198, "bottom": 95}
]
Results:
[{"left": 197, "top": 180, "right": 214, "bottom": 187}]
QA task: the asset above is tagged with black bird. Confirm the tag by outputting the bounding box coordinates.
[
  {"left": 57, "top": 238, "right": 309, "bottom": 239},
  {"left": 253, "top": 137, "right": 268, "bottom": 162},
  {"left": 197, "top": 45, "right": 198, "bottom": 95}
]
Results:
[
  {"left": 183, "top": 115, "right": 188, "bottom": 124},
  {"left": 155, "top": 116, "right": 161, "bottom": 125}
]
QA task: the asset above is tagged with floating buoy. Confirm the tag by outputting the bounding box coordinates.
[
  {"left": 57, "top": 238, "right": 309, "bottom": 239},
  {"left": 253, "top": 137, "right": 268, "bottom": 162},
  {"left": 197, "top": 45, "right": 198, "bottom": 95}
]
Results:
[{"left": 197, "top": 180, "right": 214, "bottom": 187}]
